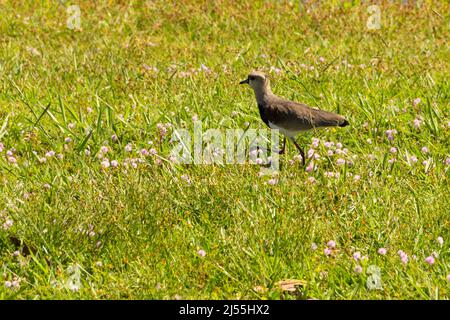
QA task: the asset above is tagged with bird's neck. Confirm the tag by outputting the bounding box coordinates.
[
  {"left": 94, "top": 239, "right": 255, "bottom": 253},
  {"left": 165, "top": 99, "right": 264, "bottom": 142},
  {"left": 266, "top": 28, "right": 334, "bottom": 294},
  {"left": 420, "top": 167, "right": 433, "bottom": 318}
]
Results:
[{"left": 253, "top": 83, "right": 273, "bottom": 105}]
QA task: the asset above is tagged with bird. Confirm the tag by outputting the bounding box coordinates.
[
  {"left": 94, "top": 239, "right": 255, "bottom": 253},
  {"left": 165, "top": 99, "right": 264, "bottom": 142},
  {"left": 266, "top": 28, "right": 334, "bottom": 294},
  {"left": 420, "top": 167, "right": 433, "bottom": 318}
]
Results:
[{"left": 240, "top": 71, "right": 349, "bottom": 165}]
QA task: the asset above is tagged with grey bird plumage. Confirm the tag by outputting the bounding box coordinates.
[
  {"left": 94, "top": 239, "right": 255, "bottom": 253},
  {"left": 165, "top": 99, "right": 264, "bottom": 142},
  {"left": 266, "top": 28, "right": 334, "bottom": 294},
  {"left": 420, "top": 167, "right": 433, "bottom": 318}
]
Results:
[{"left": 240, "top": 71, "right": 349, "bottom": 164}]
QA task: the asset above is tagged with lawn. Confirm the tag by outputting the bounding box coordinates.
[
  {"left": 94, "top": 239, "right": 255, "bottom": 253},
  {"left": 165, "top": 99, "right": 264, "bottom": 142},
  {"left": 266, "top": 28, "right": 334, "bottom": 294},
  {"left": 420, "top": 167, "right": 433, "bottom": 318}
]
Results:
[{"left": 0, "top": 0, "right": 449, "bottom": 299}]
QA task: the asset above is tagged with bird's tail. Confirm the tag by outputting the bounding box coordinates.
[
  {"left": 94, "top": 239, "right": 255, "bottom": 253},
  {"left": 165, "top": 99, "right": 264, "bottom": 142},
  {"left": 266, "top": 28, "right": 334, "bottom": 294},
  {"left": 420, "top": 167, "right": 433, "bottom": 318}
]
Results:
[{"left": 339, "top": 119, "right": 349, "bottom": 127}]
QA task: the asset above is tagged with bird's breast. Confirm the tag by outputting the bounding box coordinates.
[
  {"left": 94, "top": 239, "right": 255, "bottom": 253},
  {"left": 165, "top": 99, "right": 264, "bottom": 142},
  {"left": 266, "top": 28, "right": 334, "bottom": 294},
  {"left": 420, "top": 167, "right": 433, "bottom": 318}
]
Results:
[{"left": 257, "top": 103, "right": 270, "bottom": 127}]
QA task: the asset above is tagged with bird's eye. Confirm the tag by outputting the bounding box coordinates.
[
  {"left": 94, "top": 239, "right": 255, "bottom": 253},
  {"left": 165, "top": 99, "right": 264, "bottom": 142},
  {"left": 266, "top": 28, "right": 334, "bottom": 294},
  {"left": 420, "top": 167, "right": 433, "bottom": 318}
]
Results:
[{"left": 249, "top": 76, "right": 255, "bottom": 81}]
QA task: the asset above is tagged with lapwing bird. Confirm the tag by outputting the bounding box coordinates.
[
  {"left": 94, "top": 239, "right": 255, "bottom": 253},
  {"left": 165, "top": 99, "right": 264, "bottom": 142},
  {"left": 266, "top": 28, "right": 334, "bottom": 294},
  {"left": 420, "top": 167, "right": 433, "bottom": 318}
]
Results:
[{"left": 240, "top": 71, "right": 349, "bottom": 165}]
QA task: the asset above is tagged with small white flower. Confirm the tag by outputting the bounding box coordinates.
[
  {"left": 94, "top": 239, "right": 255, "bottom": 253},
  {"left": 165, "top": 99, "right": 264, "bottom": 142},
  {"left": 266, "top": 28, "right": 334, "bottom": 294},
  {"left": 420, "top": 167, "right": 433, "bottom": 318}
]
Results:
[
  {"left": 7, "top": 156, "right": 17, "bottom": 164},
  {"left": 101, "top": 159, "right": 110, "bottom": 168},
  {"left": 307, "top": 176, "right": 316, "bottom": 184},
  {"left": 45, "top": 150, "right": 55, "bottom": 158},
  {"left": 3, "top": 219, "right": 13, "bottom": 230},
  {"left": 353, "top": 252, "right": 361, "bottom": 261},
  {"left": 197, "top": 249, "right": 206, "bottom": 257}
]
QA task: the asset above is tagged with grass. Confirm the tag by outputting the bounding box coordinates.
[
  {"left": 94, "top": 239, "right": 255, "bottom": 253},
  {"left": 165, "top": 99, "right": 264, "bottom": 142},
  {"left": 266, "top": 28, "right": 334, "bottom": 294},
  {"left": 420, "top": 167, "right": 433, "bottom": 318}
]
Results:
[{"left": 0, "top": 0, "right": 449, "bottom": 299}]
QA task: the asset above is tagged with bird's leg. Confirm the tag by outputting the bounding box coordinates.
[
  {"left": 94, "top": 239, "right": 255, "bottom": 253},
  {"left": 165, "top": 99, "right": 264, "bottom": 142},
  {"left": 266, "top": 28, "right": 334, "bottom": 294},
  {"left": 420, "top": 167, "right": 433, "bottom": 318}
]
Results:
[
  {"left": 290, "top": 137, "right": 305, "bottom": 166},
  {"left": 278, "top": 136, "right": 286, "bottom": 155}
]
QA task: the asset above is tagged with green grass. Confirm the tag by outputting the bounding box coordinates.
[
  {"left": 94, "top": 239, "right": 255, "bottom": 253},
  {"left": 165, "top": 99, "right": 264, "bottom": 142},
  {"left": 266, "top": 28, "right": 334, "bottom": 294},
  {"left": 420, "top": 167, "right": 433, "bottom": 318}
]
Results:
[{"left": 0, "top": 0, "right": 449, "bottom": 299}]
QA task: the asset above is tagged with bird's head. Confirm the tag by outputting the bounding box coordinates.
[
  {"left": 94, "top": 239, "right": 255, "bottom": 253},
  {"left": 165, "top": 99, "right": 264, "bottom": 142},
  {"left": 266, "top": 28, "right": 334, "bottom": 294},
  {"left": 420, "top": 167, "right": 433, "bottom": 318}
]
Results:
[{"left": 239, "top": 71, "right": 270, "bottom": 92}]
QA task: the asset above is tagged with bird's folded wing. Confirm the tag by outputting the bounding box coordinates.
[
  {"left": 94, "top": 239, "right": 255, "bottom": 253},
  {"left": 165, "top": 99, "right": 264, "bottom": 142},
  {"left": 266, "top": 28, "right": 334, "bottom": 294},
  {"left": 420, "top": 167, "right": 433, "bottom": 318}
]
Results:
[{"left": 267, "top": 98, "right": 345, "bottom": 130}]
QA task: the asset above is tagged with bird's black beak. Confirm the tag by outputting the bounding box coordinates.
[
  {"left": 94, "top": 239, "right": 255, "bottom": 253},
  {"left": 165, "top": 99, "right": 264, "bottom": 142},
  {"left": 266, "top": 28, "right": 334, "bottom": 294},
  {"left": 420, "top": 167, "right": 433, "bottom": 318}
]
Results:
[{"left": 239, "top": 78, "right": 249, "bottom": 85}]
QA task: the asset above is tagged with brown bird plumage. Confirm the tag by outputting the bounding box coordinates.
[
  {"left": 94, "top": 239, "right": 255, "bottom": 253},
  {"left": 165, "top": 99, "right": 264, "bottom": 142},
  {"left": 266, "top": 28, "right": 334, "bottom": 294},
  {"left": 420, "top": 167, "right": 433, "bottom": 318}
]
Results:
[{"left": 240, "top": 71, "right": 349, "bottom": 164}]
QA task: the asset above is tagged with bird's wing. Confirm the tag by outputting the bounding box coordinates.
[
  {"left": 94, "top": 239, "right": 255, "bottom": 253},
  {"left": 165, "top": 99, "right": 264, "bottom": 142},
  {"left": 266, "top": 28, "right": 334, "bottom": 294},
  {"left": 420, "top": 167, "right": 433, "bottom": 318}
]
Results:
[{"left": 267, "top": 97, "right": 346, "bottom": 130}]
